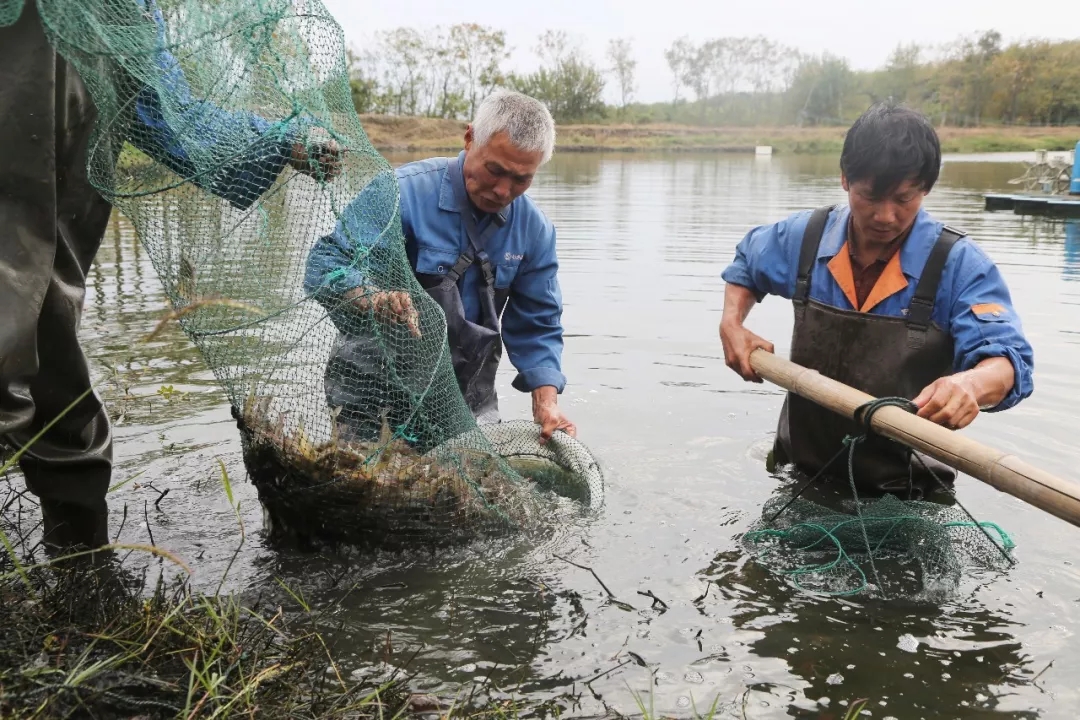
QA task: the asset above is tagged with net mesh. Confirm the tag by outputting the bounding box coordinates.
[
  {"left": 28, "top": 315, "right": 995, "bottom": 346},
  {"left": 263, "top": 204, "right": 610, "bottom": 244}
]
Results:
[
  {"left": 743, "top": 436, "right": 1015, "bottom": 599},
  {"left": 27, "top": 0, "right": 602, "bottom": 548},
  {"left": 0, "top": 0, "right": 23, "bottom": 26}
]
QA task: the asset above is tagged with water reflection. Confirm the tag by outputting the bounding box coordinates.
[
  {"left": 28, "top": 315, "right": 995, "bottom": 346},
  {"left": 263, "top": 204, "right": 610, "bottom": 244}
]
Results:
[
  {"left": 228, "top": 535, "right": 592, "bottom": 702},
  {"left": 79, "top": 215, "right": 268, "bottom": 588},
  {"left": 1065, "top": 220, "right": 1080, "bottom": 280},
  {"left": 715, "top": 548, "right": 1038, "bottom": 718},
  {"left": 545, "top": 152, "right": 603, "bottom": 187},
  {"left": 701, "top": 476, "right": 1041, "bottom": 718}
]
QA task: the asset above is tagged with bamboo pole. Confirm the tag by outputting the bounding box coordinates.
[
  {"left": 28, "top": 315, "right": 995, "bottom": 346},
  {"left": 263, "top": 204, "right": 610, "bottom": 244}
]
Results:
[{"left": 750, "top": 348, "right": 1080, "bottom": 529}]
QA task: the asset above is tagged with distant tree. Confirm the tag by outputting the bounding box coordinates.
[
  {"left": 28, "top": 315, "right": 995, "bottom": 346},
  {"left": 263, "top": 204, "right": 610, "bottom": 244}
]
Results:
[
  {"left": 682, "top": 40, "right": 715, "bottom": 107},
  {"left": 788, "top": 53, "right": 854, "bottom": 125},
  {"left": 664, "top": 37, "right": 692, "bottom": 108},
  {"left": 346, "top": 47, "right": 379, "bottom": 114},
  {"left": 877, "top": 42, "right": 922, "bottom": 105},
  {"left": 350, "top": 24, "right": 1080, "bottom": 129},
  {"left": 991, "top": 41, "right": 1042, "bottom": 123},
  {"left": 606, "top": 38, "right": 637, "bottom": 116},
  {"left": 418, "top": 27, "right": 457, "bottom": 117},
  {"left": 508, "top": 31, "right": 606, "bottom": 123},
  {"left": 961, "top": 30, "right": 1004, "bottom": 125},
  {"left": 377, "top": 28, "right": 424, "bottom": 115},
  {"left": 449, "top": 24, "right": 509, "bottom": 119}
]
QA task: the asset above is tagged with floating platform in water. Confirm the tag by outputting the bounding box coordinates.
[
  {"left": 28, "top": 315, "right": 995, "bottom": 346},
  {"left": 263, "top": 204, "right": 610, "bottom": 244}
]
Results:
[{"left": 984, "top": 193, "right": 1080, "bottom": 218}]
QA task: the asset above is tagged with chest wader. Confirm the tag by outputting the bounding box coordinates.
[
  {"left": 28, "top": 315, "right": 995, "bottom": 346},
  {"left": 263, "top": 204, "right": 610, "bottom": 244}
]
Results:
[
  {"left": 325, "top": 155, "right": 509, "bottom": 445},
  {"left": 0, "top": 2, "right": 115, "bottom": 550},
  {"left": 773, "top": 205, "right": 964, "bottom": 499},
  {"left": 415, "top": 155, "right": 509, "bottom": 425}
]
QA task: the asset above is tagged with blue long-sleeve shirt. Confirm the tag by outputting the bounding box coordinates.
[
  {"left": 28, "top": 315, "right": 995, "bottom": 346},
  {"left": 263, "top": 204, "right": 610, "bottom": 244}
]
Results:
[
  {"left": 124, "top": 0, "right": 303, "bottom": 210},
  {"left": 305, "top": 152, "right": 566, "bottom": 394},
  {"left": 721, "top": 205, "right": 1034, "bottom": 411}
]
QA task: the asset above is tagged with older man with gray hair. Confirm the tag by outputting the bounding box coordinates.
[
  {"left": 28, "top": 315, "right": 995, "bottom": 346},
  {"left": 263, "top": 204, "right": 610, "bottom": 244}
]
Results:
[{"left": 305, "top": 89, "right": 574, "bottom": 441}]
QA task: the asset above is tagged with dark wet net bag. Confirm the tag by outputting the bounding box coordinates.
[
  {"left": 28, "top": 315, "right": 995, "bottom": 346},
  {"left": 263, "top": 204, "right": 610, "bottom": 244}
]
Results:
[
  {"left": 742, "top": 421, "right": 1015, "bottom": 599},
  {"left": 743, "top": 492, "right": 1015, "bottom": 598},
  {"left": 23, "top": 0, "right": 602, "bottom": 548}
]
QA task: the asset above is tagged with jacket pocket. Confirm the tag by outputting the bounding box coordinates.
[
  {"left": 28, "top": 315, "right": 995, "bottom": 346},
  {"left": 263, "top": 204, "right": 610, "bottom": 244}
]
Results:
[{"left": 415, "top": 245, "right": 461, "bottom": 276}]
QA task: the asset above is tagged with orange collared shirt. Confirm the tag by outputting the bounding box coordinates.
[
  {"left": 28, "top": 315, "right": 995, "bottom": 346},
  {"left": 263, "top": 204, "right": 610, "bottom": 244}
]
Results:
[{"left": 827, "top": 220, "right": 910, "bottom": 312}]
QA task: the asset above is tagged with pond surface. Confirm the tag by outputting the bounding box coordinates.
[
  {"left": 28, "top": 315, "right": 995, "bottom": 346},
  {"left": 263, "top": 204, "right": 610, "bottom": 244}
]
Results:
[{"left": 74, "top": 150, "right": 1080, "bottom": 718}]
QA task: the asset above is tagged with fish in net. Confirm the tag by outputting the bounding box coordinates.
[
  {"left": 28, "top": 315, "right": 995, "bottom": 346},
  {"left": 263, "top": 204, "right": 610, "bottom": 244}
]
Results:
[
  {"left": 742, "top": 401, "right": 1016, "bottom": 599},
  {"left": 26, "top": 0, "right": 602, "bottom": 548}
]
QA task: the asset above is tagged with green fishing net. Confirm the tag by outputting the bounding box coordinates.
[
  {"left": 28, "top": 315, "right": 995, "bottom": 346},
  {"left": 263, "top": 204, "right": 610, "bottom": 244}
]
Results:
[
  {"left": 21, "top": 0, "right": 602, "bottom": 548},
  {"left": 742, "top": 439, "right": 1016, "bottom": 598},
  {"left": 0, "top": 0, "right": 23, "bottom": 26}
]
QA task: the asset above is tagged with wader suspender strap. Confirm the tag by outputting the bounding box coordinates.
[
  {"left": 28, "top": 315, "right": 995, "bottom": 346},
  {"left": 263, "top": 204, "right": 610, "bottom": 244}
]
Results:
[
  {"left": 905, "top": 225, "right": 965, "bottom": 347},
  {"left": 793, "top": 205, "right": 834, "bottom": 316},
  {"left": 446, "top": 157, "right": 506, "bottom": 286}
]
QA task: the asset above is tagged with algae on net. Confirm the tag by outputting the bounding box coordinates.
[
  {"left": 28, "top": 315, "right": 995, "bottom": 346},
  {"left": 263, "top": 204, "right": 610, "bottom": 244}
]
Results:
[{"left": 237, "top": 394, "right": 544, "bottom": 549}]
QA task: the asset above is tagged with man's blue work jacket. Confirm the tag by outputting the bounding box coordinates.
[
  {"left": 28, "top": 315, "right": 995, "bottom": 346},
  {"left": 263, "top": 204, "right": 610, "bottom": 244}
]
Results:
[
  {"left": 721, "top": 205, "right": 1035, "bottom": 411},
  {"left": 305, "top": 152, "right": 566, "bottom": 394}
]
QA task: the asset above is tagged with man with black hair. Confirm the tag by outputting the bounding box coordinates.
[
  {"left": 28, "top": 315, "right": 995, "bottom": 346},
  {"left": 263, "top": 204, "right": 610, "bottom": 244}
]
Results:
[{"left": 719, "top": 102, "right": 1034, "bottom": 498}]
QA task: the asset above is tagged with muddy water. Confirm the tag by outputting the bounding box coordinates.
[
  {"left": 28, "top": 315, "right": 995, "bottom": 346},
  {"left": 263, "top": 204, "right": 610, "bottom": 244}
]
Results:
[{"left": 73, "top": 151, "right": 1080, "bottom": 718}]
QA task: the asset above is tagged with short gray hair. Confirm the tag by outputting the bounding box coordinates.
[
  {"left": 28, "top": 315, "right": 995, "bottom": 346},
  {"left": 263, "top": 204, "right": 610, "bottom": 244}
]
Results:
[{"left": 472, "top": 90, "right": 556, "bottom": 165}]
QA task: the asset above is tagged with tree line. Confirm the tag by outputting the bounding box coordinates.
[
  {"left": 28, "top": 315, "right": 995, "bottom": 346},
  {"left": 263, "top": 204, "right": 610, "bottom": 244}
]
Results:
[
  {"left": 348, "top": 27, "right": 613, "bottom": 123},
  {"left": 348, "top": 27, "right": 1080, "bottom": 126}
]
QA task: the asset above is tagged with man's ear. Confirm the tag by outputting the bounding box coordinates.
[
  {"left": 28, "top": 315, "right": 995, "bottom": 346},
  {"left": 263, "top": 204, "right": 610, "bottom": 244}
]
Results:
[
  {"left": 464, "top": 124, "right": 474, "bottom": 152},
  {"left": 840, "top": 172, "right": 849, "bottom": 192}
]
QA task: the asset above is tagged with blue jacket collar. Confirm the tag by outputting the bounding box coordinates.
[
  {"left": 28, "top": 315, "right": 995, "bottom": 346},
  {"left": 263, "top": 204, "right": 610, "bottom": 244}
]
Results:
[
  {"left": 437, "top": 151, "right": 463, "bottom": 213},
  {"left": 438, "top": 150, "right": 510, "bottom": 225},
  {"left": 816, "top": 205, "right": 941, "bottom": 281}
]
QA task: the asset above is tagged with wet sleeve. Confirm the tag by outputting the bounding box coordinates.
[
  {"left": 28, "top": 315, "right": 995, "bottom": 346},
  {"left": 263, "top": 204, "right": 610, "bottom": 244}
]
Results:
[
  {"left": 124, "top": 0, "right": 300, "bottom": 211},
  {"left": 720, "top": 213, "right": 807, "bottom": 301},
  {"left": 304, "top": 171, "right": 399, "bottom": 303},
  {"left": 945, "top": 247, "right": 1035, "bottom": 411},
  {"left": 503, "top": 223, "right": 566, "bottom": 393},
  {"left": 129, "top": 74, "right": 297, "bottom": 211}
]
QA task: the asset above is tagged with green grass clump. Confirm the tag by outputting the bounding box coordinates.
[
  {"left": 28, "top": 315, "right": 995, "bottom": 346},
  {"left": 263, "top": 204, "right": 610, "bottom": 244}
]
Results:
[
  {"left": 0, "top": 438, "right": 408, "bottom": 719},
  {"left": 0, "top": 496, "right": 408, "bottom": 718}
]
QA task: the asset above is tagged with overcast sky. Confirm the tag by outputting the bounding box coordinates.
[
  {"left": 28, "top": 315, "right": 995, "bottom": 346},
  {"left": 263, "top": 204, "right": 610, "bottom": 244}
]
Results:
[{"left": 322, "top": 0, "right": 1079, "bottom": 106}]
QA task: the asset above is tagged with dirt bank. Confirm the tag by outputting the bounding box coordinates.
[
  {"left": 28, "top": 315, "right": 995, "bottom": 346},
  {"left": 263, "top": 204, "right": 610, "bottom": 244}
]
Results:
[{"left": 358, "top": 114, "right": 1080, "bottom": 155}]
